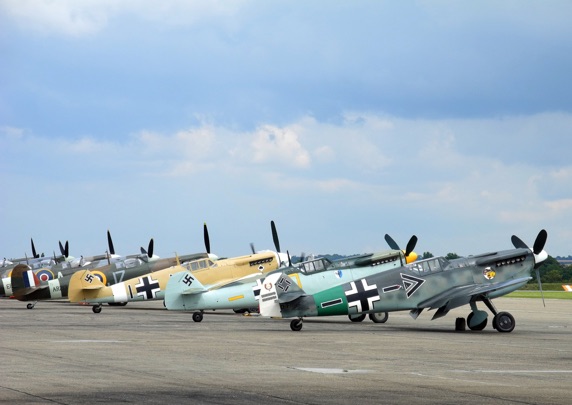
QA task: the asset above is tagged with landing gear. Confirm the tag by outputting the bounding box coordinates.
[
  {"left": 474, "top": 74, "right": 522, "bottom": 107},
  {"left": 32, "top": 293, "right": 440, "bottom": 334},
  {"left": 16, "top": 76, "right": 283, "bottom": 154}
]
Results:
[
  {"left": 290, "top": 318, "right": 303, "bottom": 331},
  {"left": 369, "top": 312, "right": 389, "bottom": 323},
  {"left": 462, "top": 297, "right": 516, "bottom": 333},
  {"left": 467, "top": 309, "right": 488, "bottom": 331},
  {"left": 493, "top": 312, "right": 515, "bottom": 333},
  {"left": 92, "top": 304, "right": 102, "bottom": 314},
  {"left": 26, "top": 302, "right": 37, "bottom": 309},
  {"left": 192, "top": 311, "right": 203, "bottom": 322},
  {"left": 348, "top": 314, "right": 366, "bottom": 322}
]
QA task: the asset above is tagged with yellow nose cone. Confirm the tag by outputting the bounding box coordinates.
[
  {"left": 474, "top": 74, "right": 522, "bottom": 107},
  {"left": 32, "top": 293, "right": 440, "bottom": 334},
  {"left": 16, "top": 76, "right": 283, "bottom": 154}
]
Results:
[{"left": 405, "top": 251, "right": 418, "bottom": 264}]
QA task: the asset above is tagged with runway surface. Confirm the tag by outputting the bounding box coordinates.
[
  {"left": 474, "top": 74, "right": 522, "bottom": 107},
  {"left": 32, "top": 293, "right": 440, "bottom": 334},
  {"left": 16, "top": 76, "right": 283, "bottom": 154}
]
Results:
[{"left": 0, "top": 297, "right": 570, "bottom": 404}]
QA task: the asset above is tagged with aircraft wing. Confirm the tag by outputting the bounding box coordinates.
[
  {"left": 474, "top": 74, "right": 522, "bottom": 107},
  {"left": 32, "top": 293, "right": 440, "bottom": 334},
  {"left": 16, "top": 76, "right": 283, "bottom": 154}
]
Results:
[{"left": 418, "top": 276, "right": 532, "bottom": 310}]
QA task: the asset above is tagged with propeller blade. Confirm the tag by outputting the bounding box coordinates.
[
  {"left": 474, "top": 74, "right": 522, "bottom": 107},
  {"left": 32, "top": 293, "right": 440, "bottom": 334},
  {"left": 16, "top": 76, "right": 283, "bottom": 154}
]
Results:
[
  {"left": 384, "top": 234, "right": 400, "bottom": 251},
  {"left": 107, "top": 230, "right": 116, "bottom": 256},
  {"left": 535, "top": 268, "right": 546, "bottom": 307},
  {"left": 533, "top": 229, "right": 548, "bottom": 255},
  {"left": 65, "top": 241, "right": 69, "bottom": 258},
  {"left": 287, "top": 250, "right": 292, "bottom": 267},
  {"left": 404, "top": 235, "right": 418, "bottom": 258},
  {"left": 147, "top": 239, "right": 154, "bottom": 258},
  {"left": 204, "top": 223, "right": 211, "bottom": 254},
  {"left": 59, "top": 241, "right": 65, "bottom": 256},
  {"left": 31, "top": 238, "right": 38, "bottom": 259},
  {"left": 140, "top": 246, "right": 147, "bottom": 255},
  {"left": 271, "top": 221, "right": 281, "bottom": 253},
  {"left": 511, "top": 235, "right": 528, "bottom": 250},
  {"left": 250, "top": 243, "right": 256, "bottom": 254}
]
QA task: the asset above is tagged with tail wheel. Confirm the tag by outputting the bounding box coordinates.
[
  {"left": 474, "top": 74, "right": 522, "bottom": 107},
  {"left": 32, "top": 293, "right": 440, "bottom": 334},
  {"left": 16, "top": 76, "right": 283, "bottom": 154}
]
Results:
[
  {"left": 92, "top": 305, "right": 102, "bottom": 314},
  {"left": 192, "top": 312, "right": 203, "bottom": 322}
]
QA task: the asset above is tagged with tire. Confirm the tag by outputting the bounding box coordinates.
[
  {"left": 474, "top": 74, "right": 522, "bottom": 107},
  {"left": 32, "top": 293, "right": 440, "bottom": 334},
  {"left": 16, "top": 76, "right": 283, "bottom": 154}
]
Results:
[
  {"left": 348, "top": 314, "right": 367, "bottom": 322},
  {"left": 26, "top": 303, "right": 34, "bottom": 309},
  {"left": 493, "top": 312, "right": 515, "bottom": 333},
  {"left": 455, "top": 317, "right": 466, "bottom": 331},
  {"left": 290, "top": 319, "right": 303, "bottom": 331},
  {"left": 369, "top": 312, "right": 389, "bottom": 323},
  {"left": 192, "top": 312, "right": 203, "bottom": 323},
  {"left": 92, "top": 305, "right": 102, "bottom": 314},
  {"left": 467, "top": 312, "right": 487, "bottom": 331}
]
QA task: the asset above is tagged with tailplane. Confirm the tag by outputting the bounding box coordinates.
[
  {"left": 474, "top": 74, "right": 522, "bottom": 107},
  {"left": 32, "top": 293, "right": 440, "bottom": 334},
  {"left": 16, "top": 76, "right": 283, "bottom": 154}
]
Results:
[
  {"left": 164, "top": 270, "right": 207, "bottom": 310},
  {"left": 68, "top": 270, "right": 105, "bottom": 303},
  {"left": 258, "top": 272, "right": 306, "bottom": 318}
]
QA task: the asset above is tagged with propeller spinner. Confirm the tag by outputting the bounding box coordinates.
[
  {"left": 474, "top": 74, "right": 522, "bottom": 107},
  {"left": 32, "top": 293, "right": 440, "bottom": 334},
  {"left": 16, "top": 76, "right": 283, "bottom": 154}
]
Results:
[{"left": 384, "top": 234, "right": 418, "bottom": 264}]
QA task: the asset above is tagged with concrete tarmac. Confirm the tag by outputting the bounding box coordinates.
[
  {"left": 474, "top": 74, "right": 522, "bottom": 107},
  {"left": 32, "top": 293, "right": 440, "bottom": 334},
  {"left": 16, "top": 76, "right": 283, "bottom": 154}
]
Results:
[{"left": 0, "top": 297, "right": 570, "bottom": 404}]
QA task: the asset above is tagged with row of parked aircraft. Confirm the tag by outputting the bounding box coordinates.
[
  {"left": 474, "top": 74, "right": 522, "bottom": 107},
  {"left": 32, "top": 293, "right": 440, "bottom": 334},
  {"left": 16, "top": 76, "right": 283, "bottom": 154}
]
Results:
[{"left": 2, "top": 223, "right": 549, "bottom": 333}]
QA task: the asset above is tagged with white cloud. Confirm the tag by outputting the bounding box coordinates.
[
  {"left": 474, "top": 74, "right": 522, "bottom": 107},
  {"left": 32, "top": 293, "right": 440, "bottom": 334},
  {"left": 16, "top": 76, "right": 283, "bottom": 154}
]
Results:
[{"left": 250, "top": 125, "right": 311, "bottom": 169}]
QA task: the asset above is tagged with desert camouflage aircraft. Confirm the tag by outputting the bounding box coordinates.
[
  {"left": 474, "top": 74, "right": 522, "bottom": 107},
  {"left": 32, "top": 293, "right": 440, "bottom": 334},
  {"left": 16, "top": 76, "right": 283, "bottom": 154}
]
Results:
[
  {"left": 164, "top": 235, "right": 419, "bottom": 323},
  {"left": 68, "top": 221, "right": 289, "bottom": 315},
  {"left": 258, "top": 230, "right": 548, "bottom": 332}
]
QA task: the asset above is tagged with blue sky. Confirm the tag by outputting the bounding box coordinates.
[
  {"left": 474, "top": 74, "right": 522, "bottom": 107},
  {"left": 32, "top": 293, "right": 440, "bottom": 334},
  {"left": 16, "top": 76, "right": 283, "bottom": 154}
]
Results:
[{"left": 1, "top": 1, "right": 571, "bottom": 260}]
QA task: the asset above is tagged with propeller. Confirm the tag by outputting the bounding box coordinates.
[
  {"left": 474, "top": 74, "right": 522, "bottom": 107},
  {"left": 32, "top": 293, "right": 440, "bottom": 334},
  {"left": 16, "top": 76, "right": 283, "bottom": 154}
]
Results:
[
  {"left": 204, "top": 223, "right": 211, "bottom": 254},
  {"left": 271, "top": 220, "right": 281, "bottom": 253},
  {"left": 140, "top": 239, "right": 154, "bottom": 260},
  {"left": 31, "top": 238, "right": 39, "bottom": 259},
  {"left": 59, "top": 241, "right": 69, "bottom": 258},
  {"left": 250, "top": 243, "right": 256, "bottom": 254},
  {"left": 384, "top": 234, "right": 418, "bottom": 263},
  {"left": 511, "top": 229, "right": 548, "bottom": 307},
  {"left": 107, "top": 230, "right": 116, "bottom": 256}
]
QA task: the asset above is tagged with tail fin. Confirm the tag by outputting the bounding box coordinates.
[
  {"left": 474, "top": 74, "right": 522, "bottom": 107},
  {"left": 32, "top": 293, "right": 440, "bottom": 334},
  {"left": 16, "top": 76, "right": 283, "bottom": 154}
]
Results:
[
  {"left": 164, "top": 270, "right": 207, "bottom": 310},
  {"left": 68, "top": 270, "right": 105, "bottom": 303},
  {"left": 258, "top": 272, "right": 306, "bottom": 318},
  {"left": 10, "top": 264, "right": 41, "bottom": 299}
]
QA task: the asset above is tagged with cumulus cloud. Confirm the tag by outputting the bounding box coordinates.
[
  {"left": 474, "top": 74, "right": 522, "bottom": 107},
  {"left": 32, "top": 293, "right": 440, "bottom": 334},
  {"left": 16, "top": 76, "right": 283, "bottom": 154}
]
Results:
[{"left": 250, "top": 125, "right": 311, "bottom": 169}]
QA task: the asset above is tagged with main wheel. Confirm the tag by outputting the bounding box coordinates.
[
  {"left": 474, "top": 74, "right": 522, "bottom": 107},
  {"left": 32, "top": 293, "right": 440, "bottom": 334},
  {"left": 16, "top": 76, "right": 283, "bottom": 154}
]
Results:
[
  {"left": 290, "top": 319, "right": 303, "bottom": 331},
  {"left": 92, "top": 305, "right": 102, "bottom": 314},
  {"left": 192, "top": 312, "right": 203, "bottom": 322},
  {"left": 369, "top": 312, "right": 389, "bottom": 323},
  {"left": 348, "top": 314, "right": 367, "bottom": 322},
  {"left": 467, "top": 312, "right": 487, "bottom": 331},
  {"left": 493, "top": 312, "right": 515, "bottom": 333}
]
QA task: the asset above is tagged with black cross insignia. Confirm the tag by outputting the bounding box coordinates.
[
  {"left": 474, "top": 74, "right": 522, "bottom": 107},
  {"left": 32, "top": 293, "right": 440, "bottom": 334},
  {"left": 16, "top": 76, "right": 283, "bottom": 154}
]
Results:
[
  {"left": 84, "top": 273, "right": 94, "bottom": 283},
  {"left": 276, "top": 276, "right": 292, "bottom": 292},
  {"left": 344, "top": 279, "right": 380, "bottom": 313},
  {"left": 135, "top": 276, "right": 160, "bottom": 300},
  {"left": 183, "top": 274, "right": 194, "bottom": 287}
]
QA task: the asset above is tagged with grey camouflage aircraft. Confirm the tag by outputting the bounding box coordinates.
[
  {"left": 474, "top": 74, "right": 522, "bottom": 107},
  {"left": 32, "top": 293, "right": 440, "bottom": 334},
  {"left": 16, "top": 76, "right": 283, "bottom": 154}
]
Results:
[{"left": 258, "top": 229, "right": 548, "bottom": 332}]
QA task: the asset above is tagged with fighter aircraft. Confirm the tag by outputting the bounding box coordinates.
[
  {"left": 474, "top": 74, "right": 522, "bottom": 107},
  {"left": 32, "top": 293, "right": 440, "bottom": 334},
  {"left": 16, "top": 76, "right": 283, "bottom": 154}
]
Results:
[
  {"left": 258, "top": 229, "right": 548, "bottom": 332},
  {"left": 163, "top": 235, "right": 419, "bottom": 323},
  {"left": 68, "top": 222, "right": 288, "bottom": 314},
  {"left": 1, "top": 231, "right": 153, "bottom": 297},
  {"left": 8, "top": 230, "right": 210, "bottom": 308}
]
